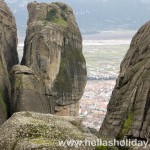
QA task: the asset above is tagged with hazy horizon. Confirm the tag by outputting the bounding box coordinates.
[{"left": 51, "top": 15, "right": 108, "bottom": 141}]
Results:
[{"left": 5, "top": 0, "right": 150, "bottom": 43}]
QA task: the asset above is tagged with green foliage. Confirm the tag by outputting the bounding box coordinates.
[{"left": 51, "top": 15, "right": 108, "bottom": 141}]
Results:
[
  {"left": 61, "top": 11, "right": 67, "bottom": 21},
  {"left": 46, "top": 9, "right": 67, "bottom": 27},
  {"left": 46, "top": 9, "right": 57, "bottom": 21},
  {"left": 73, "top": 50, "right": 85, "bottom": 62},
  {"left": 53, "top": 18, "right": 67, "bottom": 27},
  {"left": 31, "top": 138, "right": 53, "bottom": 145},
  {"left": 117, "top": 111, "right": 134, "bottom": 139},
  {"left": 95, "top": 146, "right": 108, "bottom": 150},
  {"left": 95, "top": 146, "right": 119, "bottom": 150},
  {"left": 117, "top": 146, "right": 130, "bottom": 150}
]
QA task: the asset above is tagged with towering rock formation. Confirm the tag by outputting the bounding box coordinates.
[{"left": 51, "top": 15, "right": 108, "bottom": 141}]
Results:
[
  {"left": 19, "top": 2, "right": 86, "bottom": 116},
  {"left": 0, "top": 0, "right": 18, "bottom": 124},
  {"left": 100, "top": 21, "right": 150, "bottom": 141}
]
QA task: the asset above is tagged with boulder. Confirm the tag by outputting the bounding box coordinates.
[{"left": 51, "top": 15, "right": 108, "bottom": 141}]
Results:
[
  {"left": 21, "top": 2, "right": 87, "bottom": 116},
  {"left": 0, "top": 111, "right": 96, "bottom": 150},
  {"left": 11, "top": 65, "right": 54, "bottom": 114},
  {"left": 0, "top": 0, "right": 18, "bottom": 124},
  {"left": 99, "top": 21, "right": 150, "bottom": 141}
]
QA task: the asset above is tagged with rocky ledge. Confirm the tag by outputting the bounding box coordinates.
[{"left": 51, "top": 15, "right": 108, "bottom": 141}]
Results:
[{"left": 0, "top": 111, "right": 95, "bottom": 150}]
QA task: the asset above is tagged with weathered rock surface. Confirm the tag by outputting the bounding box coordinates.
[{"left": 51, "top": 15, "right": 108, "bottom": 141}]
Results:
[
  {"left": 0, "top": 111, "right": 96, "bottom": 150},
  {"left": 99, "top": 21, "right": 150, "bottom": 141},
  {"left": 21, "top": 2, "right": 87, "bottom": 116},
  {"left": 11, "top": 65, "right": 53, "bottom": 114},
  {"left": 0, "top": 0, "right": 18, "bottom": 124}
]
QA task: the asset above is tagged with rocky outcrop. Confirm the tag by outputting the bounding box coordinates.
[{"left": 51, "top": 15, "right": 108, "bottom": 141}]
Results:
[
  {"left": 0, "top": 111, "right": 95, "bottom": 150},
  {"left": 21, "top": 2, "right": 87, "bottom": 116},
  {"left": 0, "top": 1, "right": 18, "bottom": 124},
  {"left": 11, "top": 65, "right": 53, "bottom": 114},
  {"left": 99, "top": 21, "right": 150, "bottom": 141}
]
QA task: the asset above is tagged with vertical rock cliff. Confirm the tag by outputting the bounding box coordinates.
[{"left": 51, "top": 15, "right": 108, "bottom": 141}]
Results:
[
  {"left": 100, "top": 21, "right": 150, "bottom": 141},
  {"left": 19, "top": 2, "right": 87, "bottom": 116},
  {"left": 0, "top": 0, "right": 18, "bottom": 124}
]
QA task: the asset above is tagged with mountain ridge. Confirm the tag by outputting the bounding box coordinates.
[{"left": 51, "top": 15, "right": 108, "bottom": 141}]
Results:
[{"left": 5, "top": 0, "right": 150, "bottom": 40}]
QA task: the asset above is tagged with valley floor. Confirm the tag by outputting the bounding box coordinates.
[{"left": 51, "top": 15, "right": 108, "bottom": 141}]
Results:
[{"left": 80, "top": 80, "right": 115, "bottom": 130}]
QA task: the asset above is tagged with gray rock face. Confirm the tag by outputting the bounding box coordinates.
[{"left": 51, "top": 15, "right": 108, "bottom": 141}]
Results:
[
  {"left": 0, "top": 111, "right": 96, "bottom": 150},
  {"left": 0, "top": 0, "right": 18, "bottom": 71},
  {"left": 21, "top": 2, "right": 87, "bottom": 116},
  {"left": 11, "top": 65, "right": 53, "bottom": 114},
  {"left": 0, "top": 0, "right": 18, "bottom": 124},
  {"left": 99, "top": 21, "right": 150, "bottom": 140}
]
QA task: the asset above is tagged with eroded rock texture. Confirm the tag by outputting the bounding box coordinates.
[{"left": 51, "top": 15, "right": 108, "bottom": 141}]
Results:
[
  {"left": 11, "top": 65, "right": 53, "bottom": 114},
  {"left": 0, "top": 0, "right": 18, "bottom": 124},
  {"left": 21, "top": 2, "right": 87, "bottom": 116},
  {"left": 0, "top": 112, "right": 95, "bottom": 150},
  {"left": 100, "top": 21, "right": 150, "bottom": 140}
]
